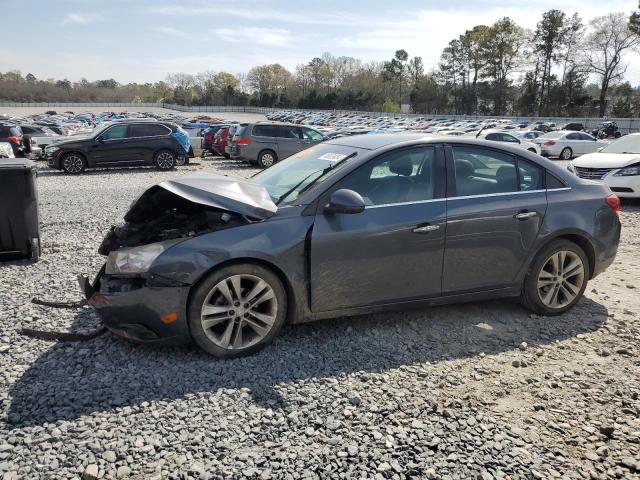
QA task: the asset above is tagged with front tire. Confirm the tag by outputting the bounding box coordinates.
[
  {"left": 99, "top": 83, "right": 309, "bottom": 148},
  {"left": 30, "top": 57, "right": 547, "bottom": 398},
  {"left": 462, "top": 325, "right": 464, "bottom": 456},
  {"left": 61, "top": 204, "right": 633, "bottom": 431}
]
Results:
[
  {"left": 257, "top": 150, "right": 277, "bottom": 169},
  {"left": 154, "top": 150, "right": 176, "bottom": 170},
  {"left": 560, "top": 147, "right": 572, "bottom": 160},
  {"left": 188, "top": 264, "right": 287, "bottom": 358},
  {"left": 521, "top": 239, "right": 589, "bottom": 316},
  {"left": 61, "top": 153, "right": 86, "bottom": 174}
]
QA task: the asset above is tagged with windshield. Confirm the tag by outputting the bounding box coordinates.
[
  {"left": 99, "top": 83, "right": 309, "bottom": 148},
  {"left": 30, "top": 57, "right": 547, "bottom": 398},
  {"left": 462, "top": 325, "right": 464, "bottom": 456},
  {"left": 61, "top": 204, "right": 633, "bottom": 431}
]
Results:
[
  {"left": 601, "top": 135, "right": 640, "bottom": 154},
  {"left": 252, "top": 144, "right": 362, "bottom": 205}
]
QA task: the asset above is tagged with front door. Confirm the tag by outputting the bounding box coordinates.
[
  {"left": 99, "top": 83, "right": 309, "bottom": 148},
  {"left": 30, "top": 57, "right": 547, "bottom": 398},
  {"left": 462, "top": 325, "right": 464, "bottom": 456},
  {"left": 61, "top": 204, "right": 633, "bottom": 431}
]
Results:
[
  {"left": 310, "top": 146, "right": 447, "bottom": 312},
  {"left": 277, "top": 125, "right": 304, "bottom": 160},
  {"left": 90, "top": 124, "right": 135, "bottom": 165},
  {"left": 442, "top": 144, "right": 548, "bottom": 293}
]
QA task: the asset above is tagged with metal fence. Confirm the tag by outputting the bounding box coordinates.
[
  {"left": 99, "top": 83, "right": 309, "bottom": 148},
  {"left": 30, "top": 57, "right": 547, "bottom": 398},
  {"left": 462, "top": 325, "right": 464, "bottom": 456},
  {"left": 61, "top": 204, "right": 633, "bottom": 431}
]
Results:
[{"left": 2, "top": 102, "right": 639, "bottom": 133}]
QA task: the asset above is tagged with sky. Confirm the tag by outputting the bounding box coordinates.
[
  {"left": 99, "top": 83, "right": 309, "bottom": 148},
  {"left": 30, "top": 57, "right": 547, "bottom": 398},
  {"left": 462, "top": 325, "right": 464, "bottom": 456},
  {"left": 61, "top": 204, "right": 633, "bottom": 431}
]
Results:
[{"left": 1, "top": 0, "right": 639, "bottom": 85}]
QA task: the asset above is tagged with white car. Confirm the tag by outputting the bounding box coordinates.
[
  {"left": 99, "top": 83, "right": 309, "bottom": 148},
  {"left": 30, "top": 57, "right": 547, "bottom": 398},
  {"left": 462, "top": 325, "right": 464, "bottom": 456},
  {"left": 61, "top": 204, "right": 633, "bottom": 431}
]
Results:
[
  {"left": 0, "top": 142, "right": 15, "bottom": 159},
  {"left": 568, "top": 133, "right": 640, "bottom": 198},
  {"left": 535, "top": 131, "right": 608, "bottom": 160},
  {"left": 473, "top": 130, "right": 542, "bottom": 155}
]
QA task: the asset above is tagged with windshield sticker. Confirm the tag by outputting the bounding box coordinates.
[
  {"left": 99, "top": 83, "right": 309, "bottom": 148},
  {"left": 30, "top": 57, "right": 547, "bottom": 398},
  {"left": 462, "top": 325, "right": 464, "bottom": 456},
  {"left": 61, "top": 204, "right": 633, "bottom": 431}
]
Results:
[{"left": 318, "top": 153, "right": 347, "bottom": 162}]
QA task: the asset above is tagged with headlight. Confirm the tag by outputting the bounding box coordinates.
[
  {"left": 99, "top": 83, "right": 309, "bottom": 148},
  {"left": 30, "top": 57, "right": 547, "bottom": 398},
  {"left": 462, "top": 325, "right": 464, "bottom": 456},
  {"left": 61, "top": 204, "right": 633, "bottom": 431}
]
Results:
[
  {"left": 567, "top": 162, "right": 575, "bottom": 173},
  {"left": 46, "top": 146, "right": 59, "bottom": 153},
  {"left": 613, "top": 163, "right": 640, "bottom": 176},
  {"left": 106, "top": 243, "right": 167, "bottom": 275}
]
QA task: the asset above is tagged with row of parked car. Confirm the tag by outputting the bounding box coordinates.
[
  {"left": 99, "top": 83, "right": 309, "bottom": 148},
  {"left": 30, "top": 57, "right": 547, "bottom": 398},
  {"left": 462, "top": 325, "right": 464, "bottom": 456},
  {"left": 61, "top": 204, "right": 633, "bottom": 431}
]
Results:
[
  {"left": 198, "top": 111, "right": 638, "bottom": 199},
  {"left": 0, "top": 111, "right": 201, "bottom": 173},
  {"left": 199, "top": 118, "right": 614, "bottom": 169}
]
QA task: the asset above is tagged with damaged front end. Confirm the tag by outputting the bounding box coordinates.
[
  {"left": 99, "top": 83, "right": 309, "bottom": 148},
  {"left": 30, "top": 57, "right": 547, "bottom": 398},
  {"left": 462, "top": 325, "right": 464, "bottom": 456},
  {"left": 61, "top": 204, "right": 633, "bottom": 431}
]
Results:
[
  {"left": 99, "top": 173, "right": 277, "bottom": 256},
  {"left": 80, "top": 173, "right": 278, "bottom": 344}
]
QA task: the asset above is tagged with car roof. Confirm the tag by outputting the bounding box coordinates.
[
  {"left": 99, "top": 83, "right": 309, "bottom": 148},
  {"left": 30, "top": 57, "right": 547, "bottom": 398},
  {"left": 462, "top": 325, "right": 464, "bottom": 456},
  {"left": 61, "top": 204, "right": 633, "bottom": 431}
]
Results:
[{"left": 326, "top": 133, "right": 436, "bottom": 150}]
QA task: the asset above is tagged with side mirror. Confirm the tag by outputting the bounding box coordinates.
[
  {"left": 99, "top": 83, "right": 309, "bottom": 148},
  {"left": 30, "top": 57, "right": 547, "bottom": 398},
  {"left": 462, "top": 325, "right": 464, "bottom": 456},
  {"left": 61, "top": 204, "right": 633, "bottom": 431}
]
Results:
[
  {"left": 324, "top": 189, "right": 365, "bottom": 214},
  {"left": 96, "top": 136, "right": 105, "bottom": 143}
]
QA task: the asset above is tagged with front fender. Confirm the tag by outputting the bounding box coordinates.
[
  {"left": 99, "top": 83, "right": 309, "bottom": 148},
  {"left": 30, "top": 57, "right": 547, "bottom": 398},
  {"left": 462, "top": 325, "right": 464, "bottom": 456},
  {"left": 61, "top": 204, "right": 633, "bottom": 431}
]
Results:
[{"left": 148, "top": 212, "right": 315, "bottom": 320}]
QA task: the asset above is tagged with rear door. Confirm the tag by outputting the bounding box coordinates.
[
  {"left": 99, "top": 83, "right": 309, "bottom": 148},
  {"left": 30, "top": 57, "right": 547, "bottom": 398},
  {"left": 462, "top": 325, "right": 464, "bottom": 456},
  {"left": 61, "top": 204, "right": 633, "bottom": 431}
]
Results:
[
  {"left": 565, "top": 132, "right": 583, "bottom": 155},
  {"left": 277, "top": 125, "right": 304, "bottom": 159},
  {"left": 310, "top": 145, "right": 447, "bottom": 311},
  {"left": 129, "top": 123, "right": 173, "bottom": 163},
  {"left": 250, "top": 124, "right": 278, "bottom": 159},
  {"left": 442, "top": 144, "right": 547, "bottom": 293},
  {"left": 578, "top": 133, "right": 599, "bottom": 154}
]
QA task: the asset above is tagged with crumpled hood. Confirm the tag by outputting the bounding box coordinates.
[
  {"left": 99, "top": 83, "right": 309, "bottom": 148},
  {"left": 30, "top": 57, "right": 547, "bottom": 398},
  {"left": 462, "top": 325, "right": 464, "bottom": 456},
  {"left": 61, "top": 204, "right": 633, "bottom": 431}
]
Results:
[
  {"left": 572, "top": 152, "right": 640, "bottom": 169},
  {"left": 126, "top": 173, "right": 277, "bottom": 221}
]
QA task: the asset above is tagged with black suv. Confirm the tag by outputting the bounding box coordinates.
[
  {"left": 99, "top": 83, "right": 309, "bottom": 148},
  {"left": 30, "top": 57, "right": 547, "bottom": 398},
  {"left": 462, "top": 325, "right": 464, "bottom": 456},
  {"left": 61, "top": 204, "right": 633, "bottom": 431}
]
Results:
[{"left": 45, "top": 121, "right": 190, "bottom": 174}]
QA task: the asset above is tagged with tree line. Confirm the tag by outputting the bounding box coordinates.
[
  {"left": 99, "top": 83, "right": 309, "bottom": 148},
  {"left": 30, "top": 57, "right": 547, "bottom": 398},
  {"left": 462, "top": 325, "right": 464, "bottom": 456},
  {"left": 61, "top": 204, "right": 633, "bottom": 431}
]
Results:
[{"left": 2, "top": 9, "right": 640, "bottom": 117}]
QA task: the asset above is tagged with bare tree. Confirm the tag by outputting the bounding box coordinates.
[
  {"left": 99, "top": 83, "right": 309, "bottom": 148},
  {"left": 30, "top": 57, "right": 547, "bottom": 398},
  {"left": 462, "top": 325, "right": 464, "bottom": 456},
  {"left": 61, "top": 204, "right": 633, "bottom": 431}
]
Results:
[{"left": 584, "top": 12, "right": 640, "bottom": 116}]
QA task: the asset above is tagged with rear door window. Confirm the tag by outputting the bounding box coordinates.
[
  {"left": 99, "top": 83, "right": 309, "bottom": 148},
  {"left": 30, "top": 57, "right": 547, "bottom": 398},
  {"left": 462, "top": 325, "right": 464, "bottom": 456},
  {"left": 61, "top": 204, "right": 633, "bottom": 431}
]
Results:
[
  {"left": 518, "top": 158, "right": 544, "bottom": 191},
  {"left": 452, "top": 146, "right": 518, "bottom": 196},
  {"left": 278, "top": 125, "right": 301, "bottom": 139},
  {"left": 252, "top": 125, "right": 278, "bottom": 137},
  {"left": 130, "top": 123, "right": 170, "bottom": 137}
]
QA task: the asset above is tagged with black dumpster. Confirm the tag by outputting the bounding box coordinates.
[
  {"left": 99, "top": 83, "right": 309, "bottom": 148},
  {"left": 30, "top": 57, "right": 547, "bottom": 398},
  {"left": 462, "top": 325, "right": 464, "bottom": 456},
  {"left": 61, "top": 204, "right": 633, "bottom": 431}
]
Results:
[{"left": 0, "top": 159, "right": 41, "bottom": 261}]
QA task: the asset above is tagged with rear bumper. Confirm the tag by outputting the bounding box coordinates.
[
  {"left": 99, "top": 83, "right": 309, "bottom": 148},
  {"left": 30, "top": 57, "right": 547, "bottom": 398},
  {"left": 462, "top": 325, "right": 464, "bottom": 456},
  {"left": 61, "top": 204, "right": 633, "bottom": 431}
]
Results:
[{"left": 79, "top": 269, "right": 191, "bottom": 345}]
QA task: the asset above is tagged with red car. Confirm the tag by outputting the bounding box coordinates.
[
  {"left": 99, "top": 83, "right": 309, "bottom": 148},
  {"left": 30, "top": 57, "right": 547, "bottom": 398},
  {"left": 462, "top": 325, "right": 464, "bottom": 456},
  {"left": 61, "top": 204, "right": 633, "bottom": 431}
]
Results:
[{"left": 212, "top": 126, "right": 230, "bottom": 158}]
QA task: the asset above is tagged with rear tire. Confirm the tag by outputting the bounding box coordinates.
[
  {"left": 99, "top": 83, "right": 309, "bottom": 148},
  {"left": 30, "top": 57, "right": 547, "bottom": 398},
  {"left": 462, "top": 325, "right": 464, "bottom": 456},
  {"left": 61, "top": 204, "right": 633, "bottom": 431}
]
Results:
[
  {"left": 520, "top": 239, "right": 589, "bottom": 316},
  {"left": 188, "top": 264, "right": 287, "bottom": 358},
  {"left": 560, "top": 147, "right": 572, "bottom": 160},
  {"left": 154, "top": 150, "right": 176, "bottom": 170},
  {"left": 257, "top": 150, "right": 277, "bottom": 169},
  {"left": 61, "top": 153, "right": 86, "bottom": 174}
]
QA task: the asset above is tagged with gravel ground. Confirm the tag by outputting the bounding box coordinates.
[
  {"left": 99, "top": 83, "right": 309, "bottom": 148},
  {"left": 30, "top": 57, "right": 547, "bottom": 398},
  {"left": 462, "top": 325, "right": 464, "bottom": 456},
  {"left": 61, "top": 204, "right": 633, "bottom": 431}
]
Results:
[{"left": 0, "top": 158, "right": 638, "bottom": 480}]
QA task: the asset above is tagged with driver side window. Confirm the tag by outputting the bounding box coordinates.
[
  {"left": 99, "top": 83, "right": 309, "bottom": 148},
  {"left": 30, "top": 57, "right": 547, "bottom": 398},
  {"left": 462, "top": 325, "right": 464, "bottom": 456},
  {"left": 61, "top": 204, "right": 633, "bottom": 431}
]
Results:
[
  {"left": 102, "top": 125, "right": 128, "bottom": 140},
  {"left": 337, "top": 147, "right": 435, "bottom": 206}
]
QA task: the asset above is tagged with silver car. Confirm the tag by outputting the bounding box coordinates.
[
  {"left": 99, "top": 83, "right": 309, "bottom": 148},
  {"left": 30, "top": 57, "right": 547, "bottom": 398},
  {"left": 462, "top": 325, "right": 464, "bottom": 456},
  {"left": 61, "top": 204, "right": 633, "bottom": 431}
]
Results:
[
  {"left": 230, "top": 122, "right": 327, "bottom": 168},
  {"left": 535, "top": 131, "right": 609, "bottom": 160}
]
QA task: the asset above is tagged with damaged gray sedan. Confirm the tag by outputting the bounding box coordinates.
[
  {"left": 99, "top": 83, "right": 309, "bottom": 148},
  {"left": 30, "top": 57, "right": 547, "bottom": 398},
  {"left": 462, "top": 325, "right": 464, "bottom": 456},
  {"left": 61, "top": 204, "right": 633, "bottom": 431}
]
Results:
[{"left": 81, "top": 135, "right": 621, "bottom": 357}]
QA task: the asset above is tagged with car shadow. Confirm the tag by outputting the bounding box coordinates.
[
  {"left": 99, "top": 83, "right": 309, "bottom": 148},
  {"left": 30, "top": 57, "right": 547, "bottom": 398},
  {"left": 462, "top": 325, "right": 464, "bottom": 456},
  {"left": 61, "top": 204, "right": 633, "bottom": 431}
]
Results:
[
  {"left": 35, "top": 164, "right": 200, "bottom": 177},
  {"left": 7, "top": 296, "right": 608, "bottom": 427}
]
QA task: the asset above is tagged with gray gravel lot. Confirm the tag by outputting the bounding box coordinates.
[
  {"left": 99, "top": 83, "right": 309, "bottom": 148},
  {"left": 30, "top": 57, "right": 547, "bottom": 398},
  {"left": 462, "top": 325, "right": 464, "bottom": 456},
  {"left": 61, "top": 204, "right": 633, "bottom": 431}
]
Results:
[{"left": 0, "top": 157, "right": 638, "bottom": 479}]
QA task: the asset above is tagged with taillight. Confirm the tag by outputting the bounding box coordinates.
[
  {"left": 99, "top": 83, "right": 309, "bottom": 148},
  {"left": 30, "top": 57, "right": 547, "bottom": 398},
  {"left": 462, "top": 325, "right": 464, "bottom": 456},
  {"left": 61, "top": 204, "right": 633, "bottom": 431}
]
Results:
[
  {"left": 605, "top": 194, "right": 621, "bottom": 215},
  {"left": 205, "top": 134, "right": 213, "bottom": 141},
  {"left": 543, "top": 140, "right": 556, "bottom": 146},
  {"left": 236, "top": 138, "right": 252, "bottom": 145},
  {"left": 7, "top": 135, "right": 20, "bottom": 145}
]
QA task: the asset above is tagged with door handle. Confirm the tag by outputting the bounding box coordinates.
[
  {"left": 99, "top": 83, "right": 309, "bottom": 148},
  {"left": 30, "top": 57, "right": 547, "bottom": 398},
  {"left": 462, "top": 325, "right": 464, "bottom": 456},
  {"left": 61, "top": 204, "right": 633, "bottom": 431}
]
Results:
[
  {"left": 514, "top": 211, "right": 537, "bottom": 220},
  {"left": 412, "top": 224, "right": 440, "bottom": 233}
]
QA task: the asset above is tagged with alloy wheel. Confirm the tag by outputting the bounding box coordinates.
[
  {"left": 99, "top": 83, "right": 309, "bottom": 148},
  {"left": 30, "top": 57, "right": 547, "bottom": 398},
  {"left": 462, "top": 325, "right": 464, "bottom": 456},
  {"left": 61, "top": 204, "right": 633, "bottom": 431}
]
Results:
[
  {"left": 200, "top": 274, "right": 278, "bottom": 350},
  {"left": 156, "top": 152, "right": 175, "bottom": 169},
  {"left": 260, "top": 153, "right": 275, "bottom": 167},
  {"left": 537, "top": 250, "right": 585, "bottom": 309},
  {"left": 63, "top": 155, "right": 83, "bottom": 173},
  {"left": 561, "top": 148, "right": 572, "bottom": 160}
]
